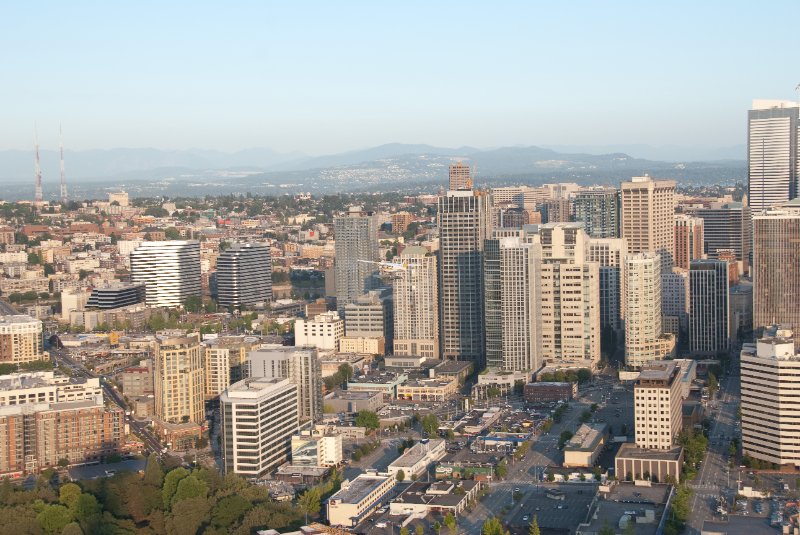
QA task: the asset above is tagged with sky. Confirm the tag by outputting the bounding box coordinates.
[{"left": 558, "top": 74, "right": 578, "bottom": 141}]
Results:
[{"left": 1, "top": 1, "right": 799, "bottom": 155}]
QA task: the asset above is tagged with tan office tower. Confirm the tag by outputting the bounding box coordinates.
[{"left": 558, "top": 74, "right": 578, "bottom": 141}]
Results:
[
  {"left": 753, "top": 203, "right": 800, "bottom": 348},
  {"left": 673, "top": 215, "right": 704, "bottom": 270},
  {"left": 741, "top": 327, "right": 800, "bottom": 467},
  {"left": 154, "top": 333, "right": 205, "bottom": 425},
  {"left": 634, "top": 361, "right": 683, "bottom": 450},
  {"left": 621, "top": 176, "right": 676, "bottom": 273},
  {"left": 449, "top": 161, "right": 471, "bottom": 191},
  {"left": 535, "top": 224, "right": 600, "bottom": 369},
  {"left": 393, "top": 246, "right": 439, "bottom": 359},
  {"left": 624, "top": 253, "right": 675, "bottom": 367},
  {"left": 438, "top": 190, "right": 493, "bottom": 364}
]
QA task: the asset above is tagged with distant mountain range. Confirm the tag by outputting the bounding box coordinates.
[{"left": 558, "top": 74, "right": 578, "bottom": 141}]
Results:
[{"left": 0, "top": 143, "right": 746, "bottom": 200}]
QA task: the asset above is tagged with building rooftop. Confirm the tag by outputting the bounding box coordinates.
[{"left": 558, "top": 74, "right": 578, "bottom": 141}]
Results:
[
  {"left": 330, "top": 474, "right": 390, "bottom": 504},
  {"left": 616, "top": 443, "right": 683, "bottom": 461},
  {"left": 389, "top": 439, "right": 445, "bottom": 469},
  {"left": 324, "top": 390, "right": 380, "bottom": 401},
  {"left": 0, "top": 314, "right": 39, "bottom": 325},
  {"left": 565, "top": 423, "right": 607, "bottom": 452},
  {"left": 637, "top": 362, "right": 678, "bottom": 384},
  {"left": 392, "top": 480, "right": 478, "bottom": 508},
  {"left": 223, "top": 377, "right": 293, "bottom": 401}
]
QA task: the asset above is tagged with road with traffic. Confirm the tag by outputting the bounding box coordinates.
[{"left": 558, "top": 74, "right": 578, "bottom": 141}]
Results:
[
  {"left": 52, "top": 348, "right": 166, "bottom": 459},
  {"left": 686, "top": 369, "right": 739, "bottom": 534}
]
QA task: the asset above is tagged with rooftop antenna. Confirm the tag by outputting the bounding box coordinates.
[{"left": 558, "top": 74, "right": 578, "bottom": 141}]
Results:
[
  {"left": 59, "top": 124, "right": 68, "bottom": 204},
  {"left": 761, "top": 138, "right": 766, "bottom": 215},
  {"left": 34, "top": 124, "right": 43, "bottom": 205}
]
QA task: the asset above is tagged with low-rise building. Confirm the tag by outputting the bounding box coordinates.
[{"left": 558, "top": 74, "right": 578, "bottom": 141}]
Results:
[
  {"left": 389, "top": 480, "right": 480, "bottom": 517},
  {"left": 290, "top": 434, "right": 343, "bottom": 467},
  {"left": 396, "top": 378, "right": 458, "bottom": 402},
  {"left": 523, "top": 382, "right": 577, "bottom": 404},
  {"left": 0, "top": 371, "right": 102, "bottom": 406},
  {"left": 347, "top": 372, "right": 408, "bottom": 400},
  {"left": 323, "top": 390, "right": 384, "bottom": 414},
  {"left": 121, "top": 363, "right": 153, "bottom": 397},
  {"left": 614, "top": 443, "right": 684, "bottom": 483},
  {"left": 563, "top": 423, "right": 608, "bottom": 468},
  {"left": 387, "top": 439, "right": 446, "bottom": 479},
  {"left": 327, "top": 474, "right": 395, "bottom": 527},
  {"left": 338, "top": 336, "right": 384, "bottom": 355},
  {"left": 294, "top": 311, "right": 344, "bottom": 351},
  {"left": 0, "top": 398, "right": 124, "bottom": 477}
]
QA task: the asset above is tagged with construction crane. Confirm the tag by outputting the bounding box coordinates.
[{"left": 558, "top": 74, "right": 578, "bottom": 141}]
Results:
[{"left": 357, "top": 259, "right": 411, "bottom": 279}]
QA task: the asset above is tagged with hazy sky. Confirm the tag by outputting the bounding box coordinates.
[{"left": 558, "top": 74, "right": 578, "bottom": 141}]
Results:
[{"left": 2, "top": 1, "right": 799, "bottom": 154}]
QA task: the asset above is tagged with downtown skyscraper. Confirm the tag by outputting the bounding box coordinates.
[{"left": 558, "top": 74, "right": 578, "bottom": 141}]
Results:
[
  {"left": 216, "top": 242, "right": 272, "bottom": 308},
  {"left": 689, "top": 259, "right": 730, "bottom": 356},
  {"left": 130, "top": 241, "right": 201, "bottom": 308},
  {"left": 438, "top": 189, "right": 493, "bottom": 364},
  {"left": 748, "top": 100, "right": 799, "bottom": 214},
  {"left": 573, "top": 187, "right": 620, "bottom": 238},
  {"left": 484, "top": 234, "right": 542, "bottom": 372},
  {"left": 334, "top": 207, "right": 379, "bottom": 316},
  {"left": 393, "top": 246, "right": 439, "bottom": 359},
  {"left": 753, "top": 202, "right": 800, "bottom": 349},
  {"left": 620, "top": 176, "right": 676, "bottom": 273}
]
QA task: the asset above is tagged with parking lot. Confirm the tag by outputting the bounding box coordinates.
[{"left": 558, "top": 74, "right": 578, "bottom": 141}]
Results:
[{"left": 506, "top": 482, "right": 597, "bottom": 531}]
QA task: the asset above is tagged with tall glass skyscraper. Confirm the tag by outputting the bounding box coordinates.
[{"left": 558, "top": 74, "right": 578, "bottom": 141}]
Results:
[
  {"left": 438, "top": 190, "right": 493, "bottom": 364},
  {"left": 334, "top": 207, "right": 379, "bottom": 316}
]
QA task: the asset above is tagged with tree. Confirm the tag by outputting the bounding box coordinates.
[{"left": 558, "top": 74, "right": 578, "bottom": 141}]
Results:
[
  {"left": 444, "top": 512, "right": 457, "bottom": 533},
  {"left": 415, "top": 525, "right": 424, "bottom": 535},
  {"left": 171, "top": 475, "right": 208, "bottom": 507},
  {"left": 165, "top": 496, "right": 211, "bottom": 535},
  {"left": 37, "top": 504, "right": 73, "bottom": 535},
  {"left": 708, "top": 373, "right": 719, "bottom": 398},
  {"left": 421, "top": 413, "right": 440, "bottom": 437},
  {"left": 162, "top": 467, "right": 189, "bottom": 508},
  {"left": 396, "top": 469, "right": 406, "bottom": 482},
  {"left": 400, "top": 528, "right": 410, "bottom": 535},
  {"left": 624, "top": 518, "right": 635, "bottom": 535},
  {"left": 164, "top": 227, "right": 181, "bottom": 240},
  {"left": 59, "top": 482, "right": 82, "bottom": 508},
  {"left": 297, "top": 487, "right": 321, "bottom": 523},
  {"left": 599, "top": 521, "right": 615, "bottom": 535},
  {"left": 61, "top": 523, "right": 84, "bottom": 535},
  {"left": 482, "top": 517, "right": 509, "bottom": 535},
  {"left": 211, "top": 495, "right": 251, "bottom": 528},
  {"left": 434, "top": 521, "right": 442, "bottom": 535},
  {"left": 71, "top": 493, "right": 101, "bottom": 526},
  {"left": 144, "top": 454, "right": 164, "bottom": 487},
  {"left": 495, "top": 460, "right": 508, "bottom": 479},
  {"left": 529, "top": 515, "right": 540, "bottom": 535},
  {"left": 355, "top": 410, "right": 380, "bottom": 430}
]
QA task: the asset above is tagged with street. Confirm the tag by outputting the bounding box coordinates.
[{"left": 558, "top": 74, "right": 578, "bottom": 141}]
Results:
[
  {"left": 52, "top": 347, "right": 166, "bottom": 459},
  {"left": 686, "top": 369, "right": 739, "bottom": 533}
]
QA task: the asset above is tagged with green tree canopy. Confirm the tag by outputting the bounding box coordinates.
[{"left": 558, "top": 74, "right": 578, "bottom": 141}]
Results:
[
  {"left": 37, "top": 504, "right": 73, "bottom": 535},
  {"left": 162, "top": 467, "right": 190, "bottom": 509},
  {"left": 355, "top": 410, "right": 380, "bottom": 430}
]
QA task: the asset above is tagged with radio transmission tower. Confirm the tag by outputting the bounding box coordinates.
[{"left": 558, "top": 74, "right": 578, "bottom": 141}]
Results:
[
  {"left": 34, "top": 126, "right": 43, "bottom": 205},
  {"left": 59, "top": 125, "right": 68, "bottom": 203}
]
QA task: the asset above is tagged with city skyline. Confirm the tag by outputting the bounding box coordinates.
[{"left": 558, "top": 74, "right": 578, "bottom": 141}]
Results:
[{"left": 1, "top": 2, "right": 799, "bottom": 155}]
